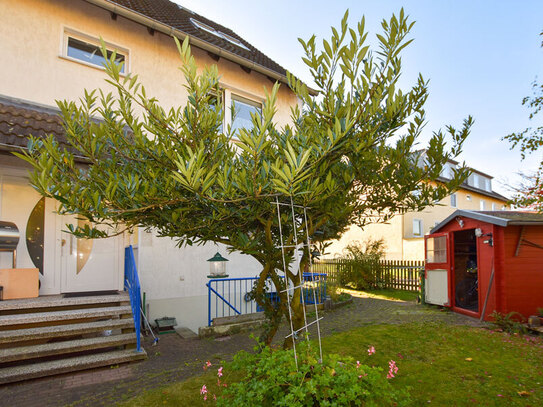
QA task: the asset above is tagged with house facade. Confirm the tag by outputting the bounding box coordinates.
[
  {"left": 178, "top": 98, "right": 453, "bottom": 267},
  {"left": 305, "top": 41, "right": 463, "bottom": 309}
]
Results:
[
  {"left": 0, "top": 0, "right": 299, "bottom": 331},
  {"left": 327, "top": 159, "right": 509, "bottom": 261}
]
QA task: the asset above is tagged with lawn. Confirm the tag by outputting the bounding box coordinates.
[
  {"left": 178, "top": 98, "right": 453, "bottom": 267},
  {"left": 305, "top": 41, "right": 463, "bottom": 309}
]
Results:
[
  {"left": 120, "top": 323, "right": 543, "bottom": 406},
  {"left": 342, "top": 287, "right": 420, "bottom": 302}
]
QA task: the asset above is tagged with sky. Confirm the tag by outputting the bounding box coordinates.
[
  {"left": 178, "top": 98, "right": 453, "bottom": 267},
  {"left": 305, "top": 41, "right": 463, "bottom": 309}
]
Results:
[{"left": 177, "top": 0, "right": 543, "bottom": 197}]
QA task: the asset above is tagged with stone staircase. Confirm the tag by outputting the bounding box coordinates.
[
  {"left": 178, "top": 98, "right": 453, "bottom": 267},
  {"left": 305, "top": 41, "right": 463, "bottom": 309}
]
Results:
[{"left": 0, "top": 291, "right": 146, "bottom": 384}]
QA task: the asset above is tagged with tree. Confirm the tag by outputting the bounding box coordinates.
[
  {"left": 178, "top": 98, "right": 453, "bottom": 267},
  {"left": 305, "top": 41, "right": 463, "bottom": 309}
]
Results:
[
  {"left": 504, "top": 30, "right": 543, "bottom": 210},
  {"left": 17, "top": 10, "right": 471, "bottom": 347}
]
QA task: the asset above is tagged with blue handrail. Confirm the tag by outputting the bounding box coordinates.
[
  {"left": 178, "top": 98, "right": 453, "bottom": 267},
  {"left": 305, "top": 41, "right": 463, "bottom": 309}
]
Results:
[
  {"left": 206, "top": 273, "right": 327, "bottom": 326},
  {"left": 124, "top": 245, "right": 142, "bottom": 352}
]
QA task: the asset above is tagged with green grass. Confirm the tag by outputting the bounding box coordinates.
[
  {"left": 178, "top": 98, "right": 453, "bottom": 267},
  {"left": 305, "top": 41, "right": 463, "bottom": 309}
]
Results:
[
  {"left": 120, "top": 323, "right": 543, "bottom": 406},
  {"left": 349, "top": 288, "right": 420, "bottom": 302}
]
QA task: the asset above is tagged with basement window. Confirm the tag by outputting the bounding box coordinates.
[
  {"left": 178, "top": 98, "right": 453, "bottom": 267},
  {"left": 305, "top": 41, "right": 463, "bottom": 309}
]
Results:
[{"left": 63, "top": 32, "right": 128, "bottom": 73}]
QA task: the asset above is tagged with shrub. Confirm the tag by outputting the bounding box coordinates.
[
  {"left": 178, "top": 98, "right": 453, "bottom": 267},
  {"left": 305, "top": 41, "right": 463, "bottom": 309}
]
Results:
[
  {"left": 490, "top": 311, "right": 527, "bottom": 335},
  {"left": 216, "top": 341, "right": 410, "bottom": 406},
  {"left": 338, "top": 239, "right": 387, "bottom": 290}
]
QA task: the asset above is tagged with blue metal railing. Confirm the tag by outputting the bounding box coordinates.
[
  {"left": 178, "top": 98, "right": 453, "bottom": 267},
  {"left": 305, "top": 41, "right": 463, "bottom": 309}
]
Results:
[
  {"left": 206, "top": 273, "right": 327, "bottom": 326},
  {"left": 124, "top": 245, "right": 142, "bottom": 352}
]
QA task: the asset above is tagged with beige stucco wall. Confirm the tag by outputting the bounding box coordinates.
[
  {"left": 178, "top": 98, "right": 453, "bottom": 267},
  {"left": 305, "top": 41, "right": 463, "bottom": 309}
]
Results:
[
  {"left": 327, "top": 187, "right": 508, "bottom": 261},
  {"left": 326, "top": 215, "right": 404, "bottom": 260},
  {"left": 403, "top": 188, "right": 508, "bottom": 238},
  {"left": 0, "top": 0, "right": 297, "bottom": 127}
]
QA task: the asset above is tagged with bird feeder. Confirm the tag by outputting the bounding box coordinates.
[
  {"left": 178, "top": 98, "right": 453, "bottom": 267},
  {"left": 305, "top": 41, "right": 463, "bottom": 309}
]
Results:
[{"left": 207, "top": 252, "right": 229, "bottom": 278}]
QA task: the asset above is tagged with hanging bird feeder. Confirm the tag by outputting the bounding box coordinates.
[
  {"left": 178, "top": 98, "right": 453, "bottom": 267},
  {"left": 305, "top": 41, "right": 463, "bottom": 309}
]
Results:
[{"left": 207, "top": 252, "right": 229, "bottom": 278}]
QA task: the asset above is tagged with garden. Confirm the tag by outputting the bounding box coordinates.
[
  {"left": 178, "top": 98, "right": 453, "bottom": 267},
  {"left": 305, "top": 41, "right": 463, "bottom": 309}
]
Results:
[{"left": 120, "top": 308, "right": 543, "bottom": 406}]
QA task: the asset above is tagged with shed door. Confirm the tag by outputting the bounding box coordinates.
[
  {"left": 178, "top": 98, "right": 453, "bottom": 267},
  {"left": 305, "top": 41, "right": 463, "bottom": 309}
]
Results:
[{"left": 424, "top": 233, "right": 450, "bottom": 306}]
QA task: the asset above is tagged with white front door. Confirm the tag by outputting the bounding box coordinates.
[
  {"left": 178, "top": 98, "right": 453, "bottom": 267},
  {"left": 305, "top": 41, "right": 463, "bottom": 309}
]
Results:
[{"left": 59, "top": 215, "right": 123, "bottom": 293}]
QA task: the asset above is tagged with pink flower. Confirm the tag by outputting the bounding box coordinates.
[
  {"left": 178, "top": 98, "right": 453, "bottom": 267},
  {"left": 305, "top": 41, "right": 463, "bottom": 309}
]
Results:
[
  {"left": 387, "top": 360, "right": 398, "bottom": 379},
  {"left": 368, "top": 346, "right": 376, "bottom": 355},
  {"left": 218, "top": 366, "right": 223, "bottom": 377},
  {"left": 356, "top": 360, "right": 361, "bottom": 369},
  {"left": 213, "top": 394, "right": 217, "bottom": 400},
  {"left": 200, "top": 385, "right": 208, "bottom": 395},
  {"left": 203, "top": 361, "right": 212, "bottom": 370}
]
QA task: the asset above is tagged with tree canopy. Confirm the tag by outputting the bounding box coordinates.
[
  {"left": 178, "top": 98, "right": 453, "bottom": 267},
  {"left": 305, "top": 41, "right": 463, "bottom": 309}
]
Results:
[
  {"left": 17, "top": 10, "right": 471, "bottom": 345},
  {"left": 504, "top": 30, "right": 543, "bottom": 210}
]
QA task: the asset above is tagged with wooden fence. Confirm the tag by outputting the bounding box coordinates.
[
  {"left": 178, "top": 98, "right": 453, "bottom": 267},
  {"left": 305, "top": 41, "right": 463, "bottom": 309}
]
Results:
[{"left": 311, "top": 259, "right": 424, "bottom": 292}]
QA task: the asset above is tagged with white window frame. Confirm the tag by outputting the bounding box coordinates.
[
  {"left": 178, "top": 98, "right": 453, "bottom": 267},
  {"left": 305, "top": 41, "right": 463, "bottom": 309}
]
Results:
[
  {"left": 60, "top": 28, "right": 130, "bottom": 74},
  {"left": 480, "top": 200, "right": 486, "bottom": 210},
  {"left": 491, "top": 202, "right": 496, "bottom": 211},
  {"left": 450, "top": 193, "right": 457, "bottom": 208},
  {"left": 413, "top": 219, "right": 423, "bottom": 237},
  {"left": 221, "top": 86, "right": 263, "bottom": 137}
]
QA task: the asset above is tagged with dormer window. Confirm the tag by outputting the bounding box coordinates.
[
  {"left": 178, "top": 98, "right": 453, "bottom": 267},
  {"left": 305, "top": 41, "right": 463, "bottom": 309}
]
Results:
[{"left": 190, "top": 18, "right": 250, "bottom": 51}]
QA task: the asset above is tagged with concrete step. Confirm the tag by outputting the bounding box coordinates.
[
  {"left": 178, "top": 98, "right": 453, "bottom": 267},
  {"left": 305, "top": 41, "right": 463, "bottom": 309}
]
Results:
[
  {"left": 0, "top": 292, "right": 129, "bottom": 313},
  {"left": 0, "top": 348, "right": 146, "bottom": 384},
  {"left": 213, "top": 312, "right": 265, "bottom": 326},
  {"left": 0, "top": 306, "right": 133, "bottom": 328},
  {"left": 0, "top": 319, "right": 134, "bottom": 344},
  {"left": 175, "top": 327, "right": 198, "bottom": 339},
  {"left": 0, "top": 333, "right": 137, "bottom": 363}
]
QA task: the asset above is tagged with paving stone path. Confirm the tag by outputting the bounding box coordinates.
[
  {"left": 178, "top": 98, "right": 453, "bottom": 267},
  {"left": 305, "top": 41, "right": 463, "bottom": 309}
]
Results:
[{"left": 0, "top": 293, "right": 487, "bottom": 407}]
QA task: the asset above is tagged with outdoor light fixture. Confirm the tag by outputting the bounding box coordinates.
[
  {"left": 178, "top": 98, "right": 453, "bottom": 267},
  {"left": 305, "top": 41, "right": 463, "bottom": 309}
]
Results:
[
  {"left": 207, "top": 252, "right": 229, "bottom": 278},
  {"left": 474, "top": 228, "right": 483, "bottom": 237},
  {"left": 456, "top": 217, "right": 464, "bottom": 228}
]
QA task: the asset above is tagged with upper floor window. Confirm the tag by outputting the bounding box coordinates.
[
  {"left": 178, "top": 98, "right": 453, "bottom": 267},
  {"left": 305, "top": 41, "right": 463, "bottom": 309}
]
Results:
[
  {"left": 63, "top": 30, "right": 128, "bottom": 73},
  {"left": 413, "top": 219, "right": 423, "bottom": 237},
  {"left": 450, "top": 193, "right": 457, "bottom": 208},
  {"left": 491, "top": 202, "right": 496, "bottom": 211},
  {"left": 231, "top": 95, "right": 262, "bottom": 138},
  {"left": 480, "top": 200, "right": 486, "bottom": 210}
]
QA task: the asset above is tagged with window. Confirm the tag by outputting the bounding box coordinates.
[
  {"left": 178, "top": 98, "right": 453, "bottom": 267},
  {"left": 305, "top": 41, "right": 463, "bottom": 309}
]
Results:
[
  {"left": 190, "top": 18, "right": 250, "bottom": 51},
  {"left": 502, "top": 205, "right": 506, "bottom": 210},
  {"left": 231, "top": 95, "right": 262, "bottom": 138},
  {"left": 63, "top": 31, "right": 128, "bottom": 73},
  {"left": 413, "top": 219, "right": 423, "bottom": 236},
  {"left": 491, "top": 202, "right": 496, "bottom": 211},
  {"left": 450, "top": 193, "right": 457, "bottom": 207},
  {"left": 480, "top": 200, "right": 486, "bottom": 210},
  {"left": 472, "top": 174, "right": 479, "bottom": 188},
  {"left": 426, "top": 235, "right": 447, "bottom": 263},
  {"left": 209, "top": 92, "right": 224, "bottom": 133}
]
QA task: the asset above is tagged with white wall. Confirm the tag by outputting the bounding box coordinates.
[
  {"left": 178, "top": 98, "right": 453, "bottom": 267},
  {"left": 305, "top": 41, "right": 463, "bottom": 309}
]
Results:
[{"left": 137, "top": 229, "right": 263, "bottom": 331}]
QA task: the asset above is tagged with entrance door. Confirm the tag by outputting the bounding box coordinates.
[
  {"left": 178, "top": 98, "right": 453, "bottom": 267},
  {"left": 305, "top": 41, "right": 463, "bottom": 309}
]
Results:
[
  {"left": 452, "top": 229, "right": 479, "bottom": 314},
  {"left": 424, "top": 232, "right": 450, "bottom": 306},
  {"left": 60, "top": 215, "right": 123, "bottom": 293}
]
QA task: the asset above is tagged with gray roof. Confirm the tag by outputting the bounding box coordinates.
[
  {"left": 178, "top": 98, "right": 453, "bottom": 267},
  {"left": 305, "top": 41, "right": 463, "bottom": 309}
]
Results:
[{"left": 431, "top": 210, "right": 543, "bottom": 233}]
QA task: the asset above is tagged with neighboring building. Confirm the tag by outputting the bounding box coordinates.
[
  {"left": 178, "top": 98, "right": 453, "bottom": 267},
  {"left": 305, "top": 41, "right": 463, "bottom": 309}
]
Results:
[
  {"left": 0, "top": 0, "right": 300, "bottom": 333},
  {"left": 327, "top": 157, "right": 509, "bottom": 260}
]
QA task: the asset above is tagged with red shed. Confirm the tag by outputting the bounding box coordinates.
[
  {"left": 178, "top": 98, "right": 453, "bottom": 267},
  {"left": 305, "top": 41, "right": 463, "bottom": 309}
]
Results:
[{"left": 424, "top": 210, "right": 543, "bottom": 321}]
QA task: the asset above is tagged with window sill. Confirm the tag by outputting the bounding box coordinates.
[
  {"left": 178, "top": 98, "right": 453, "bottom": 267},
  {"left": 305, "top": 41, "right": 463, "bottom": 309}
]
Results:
[{"left": 58, "top": 55, "right": 128, "bottom": 77}]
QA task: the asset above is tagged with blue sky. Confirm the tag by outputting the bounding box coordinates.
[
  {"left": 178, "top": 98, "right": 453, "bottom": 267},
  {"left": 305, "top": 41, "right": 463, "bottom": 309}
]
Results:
[{"left": 178, "top": 0, "right": 543, "bottom": 196}]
